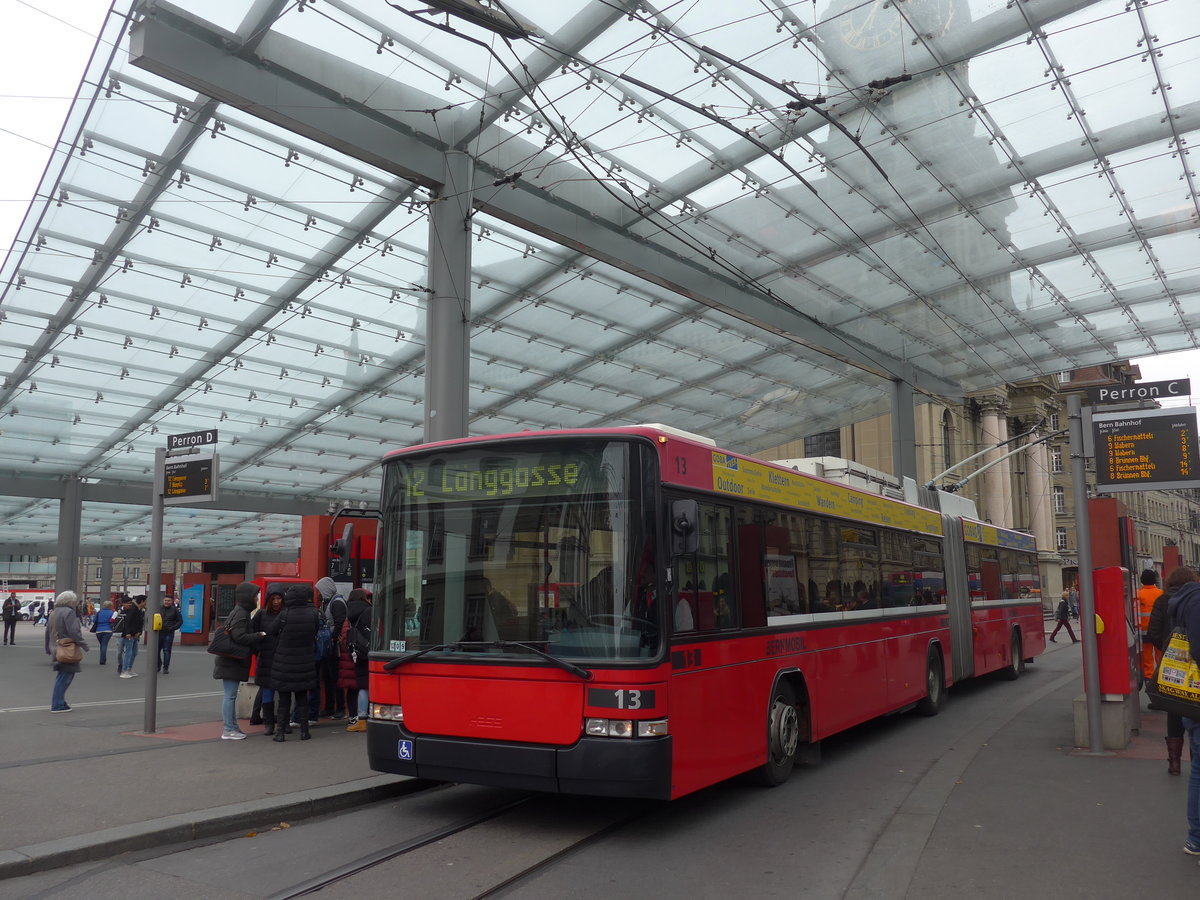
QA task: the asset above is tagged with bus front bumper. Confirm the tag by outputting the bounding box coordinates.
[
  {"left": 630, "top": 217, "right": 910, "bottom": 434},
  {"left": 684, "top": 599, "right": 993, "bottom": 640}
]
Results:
[{"left": 367, "top": 720, "right": 672, "bottom": 800}]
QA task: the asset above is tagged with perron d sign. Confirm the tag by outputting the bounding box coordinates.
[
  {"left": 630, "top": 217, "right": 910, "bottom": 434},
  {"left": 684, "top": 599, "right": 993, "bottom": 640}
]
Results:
[{"left": 167, "top": 429, "right": 218, "bottom": 450}]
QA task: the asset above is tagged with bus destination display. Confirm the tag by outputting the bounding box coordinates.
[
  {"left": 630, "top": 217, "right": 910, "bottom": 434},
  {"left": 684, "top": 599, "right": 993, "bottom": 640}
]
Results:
[
  {"left": 400, "top": 446, "right": 620, "bottom": 501},
  {"left": 1092, "top": 406, "right": 1200, "bottom": 492}
]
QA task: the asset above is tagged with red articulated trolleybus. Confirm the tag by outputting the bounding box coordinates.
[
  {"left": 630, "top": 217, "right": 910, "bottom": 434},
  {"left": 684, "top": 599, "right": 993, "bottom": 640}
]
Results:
[{"left": 365, "top": 425, "right": 1044, "bottom": 800}]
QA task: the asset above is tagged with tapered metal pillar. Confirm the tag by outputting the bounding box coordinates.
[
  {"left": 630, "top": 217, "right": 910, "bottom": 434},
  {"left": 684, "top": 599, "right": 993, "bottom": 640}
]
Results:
[
  {"left": 424, "top": 151, "right": 474, "bottom": 443},
  {"left": 891, "top": 379, "right": 917, "bottom": 482},
  {"left": 55, "top": 477, "right": 82, "bottom": 595},
  {"left": 1069, "top": 394, "right": 1103, "bottom": 754},
  {"left": 99, "top": 558, "right": 113, "bottom": 606}
]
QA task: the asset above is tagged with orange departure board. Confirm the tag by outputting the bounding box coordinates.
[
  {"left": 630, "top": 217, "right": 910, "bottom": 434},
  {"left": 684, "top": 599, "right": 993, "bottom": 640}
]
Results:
[{"left": 1092, "top": 406, "right": 1199, "bottom": 492}]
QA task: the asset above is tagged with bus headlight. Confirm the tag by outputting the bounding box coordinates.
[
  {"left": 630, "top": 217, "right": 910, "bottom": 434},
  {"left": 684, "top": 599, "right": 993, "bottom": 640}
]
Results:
[
  {"left": 637, "top": 719, "right": 669, "bottom": 737},
  {"left": 371, "top": 703, "right": 404, "bottom": 721},
  {"left": 585, "top": 717, "right": 668, "bottom": 738}
]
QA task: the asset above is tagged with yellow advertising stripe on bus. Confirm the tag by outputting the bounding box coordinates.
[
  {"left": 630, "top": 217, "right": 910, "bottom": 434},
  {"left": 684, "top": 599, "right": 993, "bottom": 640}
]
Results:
[
  {"left": 710, "top": 454, "right": 943, "bottom": 536},
  {"left": 961, "top": 519, "right": 1037, "bottom": 552}
]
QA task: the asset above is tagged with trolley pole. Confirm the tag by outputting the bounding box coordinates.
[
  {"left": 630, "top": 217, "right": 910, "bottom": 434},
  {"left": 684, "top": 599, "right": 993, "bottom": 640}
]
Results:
[{"left": 1068, "top": 394, "right": 1104, "bottom": 753}]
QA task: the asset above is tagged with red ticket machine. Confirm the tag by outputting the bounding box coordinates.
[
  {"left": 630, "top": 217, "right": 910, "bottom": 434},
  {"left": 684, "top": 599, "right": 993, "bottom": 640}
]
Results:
[{"left": 1092, "top": 566, "right": 1138, "bottom": 697}]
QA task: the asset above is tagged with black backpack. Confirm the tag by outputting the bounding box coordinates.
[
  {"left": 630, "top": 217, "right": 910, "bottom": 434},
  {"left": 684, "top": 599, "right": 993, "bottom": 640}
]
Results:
[{"left": 347, "top": 615, "right": 371, "bottom": 656}]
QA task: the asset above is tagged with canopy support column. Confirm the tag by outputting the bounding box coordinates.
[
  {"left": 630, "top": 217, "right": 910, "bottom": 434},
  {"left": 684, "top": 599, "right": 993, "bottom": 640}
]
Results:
[
  {"left": 424, "top": 151, "right": 474, "bottom": 443},
  {"left": 891, "top": 379, "right": 917, "bottom": 483},
  {"left": 55, "top": 477, "right": 82, "bottom": 595}
]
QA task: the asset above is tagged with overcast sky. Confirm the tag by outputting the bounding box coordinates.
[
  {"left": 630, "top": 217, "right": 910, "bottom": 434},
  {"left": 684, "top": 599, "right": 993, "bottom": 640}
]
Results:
[{"left": 2, "top": 0, "right": 1198, "bottom": 404}]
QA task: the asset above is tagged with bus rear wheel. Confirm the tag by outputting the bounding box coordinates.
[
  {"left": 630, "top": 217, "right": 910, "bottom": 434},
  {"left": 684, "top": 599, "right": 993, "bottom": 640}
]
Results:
[
  {"left": 1001, "top": 631, "right": 1024, "bottom": 681},
  {"left": 915, "top": 648, "right": 945, "bottom": 717},
  {"left": 752, "top": 681, "right": 800, "bottom": 786}
]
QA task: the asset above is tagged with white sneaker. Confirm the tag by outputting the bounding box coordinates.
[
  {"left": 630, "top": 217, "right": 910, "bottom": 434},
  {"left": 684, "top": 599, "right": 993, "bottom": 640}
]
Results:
[
  {"left": 119, "top": 672, "right": 133, "bottom": 679},
  {"left": 126, "top": 671, "right": 139, "bottom": 677},
  {"left": 221, "top": 730, "right": 247, "bottom": 740}
]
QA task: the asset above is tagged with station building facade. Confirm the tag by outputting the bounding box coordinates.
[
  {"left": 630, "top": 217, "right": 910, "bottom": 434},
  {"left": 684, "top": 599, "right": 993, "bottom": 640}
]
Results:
[{"left": 765, "top": 363, "right": 1200, "bottom": 608}]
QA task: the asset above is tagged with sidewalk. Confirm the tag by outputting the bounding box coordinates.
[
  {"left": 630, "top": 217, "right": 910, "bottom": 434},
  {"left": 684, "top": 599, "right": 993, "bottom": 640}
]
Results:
[{"left": 0, "top": 621, "right": 418, "bottom": 878}]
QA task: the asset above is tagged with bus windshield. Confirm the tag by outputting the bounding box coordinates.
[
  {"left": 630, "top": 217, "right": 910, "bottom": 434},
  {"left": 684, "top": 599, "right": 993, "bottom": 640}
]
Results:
[{"left": 375, "top": 438, "right": 662, "bottom": 662}]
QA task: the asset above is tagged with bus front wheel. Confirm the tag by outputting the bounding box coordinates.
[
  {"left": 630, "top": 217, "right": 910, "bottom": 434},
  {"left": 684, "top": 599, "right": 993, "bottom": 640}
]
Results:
[{"left": 752, "top": 681, "right": 800, "bottom": 786}]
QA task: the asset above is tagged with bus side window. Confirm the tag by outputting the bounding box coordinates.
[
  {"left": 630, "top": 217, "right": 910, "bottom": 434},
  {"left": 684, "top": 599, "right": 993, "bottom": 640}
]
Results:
[{"left": 672, "top": 500, "right": 733, "bottom": 633}]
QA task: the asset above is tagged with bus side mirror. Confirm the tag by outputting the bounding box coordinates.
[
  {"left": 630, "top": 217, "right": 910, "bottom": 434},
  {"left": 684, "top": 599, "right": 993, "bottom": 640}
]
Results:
[{"left": 671, "top": 499, "right": 698, "bottom": 556}]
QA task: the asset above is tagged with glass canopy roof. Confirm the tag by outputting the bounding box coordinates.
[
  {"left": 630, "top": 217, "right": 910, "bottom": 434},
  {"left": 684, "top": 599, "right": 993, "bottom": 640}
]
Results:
[{"left": 2, "top": 0, "right": 1198, "bottom": 556}]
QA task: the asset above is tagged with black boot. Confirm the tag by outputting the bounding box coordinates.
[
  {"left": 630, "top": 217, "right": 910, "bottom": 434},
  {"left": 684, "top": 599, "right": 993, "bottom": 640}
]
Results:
[
  {"left": 262, "top": 701, "right": 276, "bottom": 736},
  {"left": 275, "top": 696, "right": 291, "bottom": 741},
  {"left": 299, "top": 717, "right": 311, "bottom": 740},
  {"left": 249, "top": 687, "right": 263, "bottom": 725},
  {"left": 1167, "top": 736, "right": 1184, "bottom": 776}
]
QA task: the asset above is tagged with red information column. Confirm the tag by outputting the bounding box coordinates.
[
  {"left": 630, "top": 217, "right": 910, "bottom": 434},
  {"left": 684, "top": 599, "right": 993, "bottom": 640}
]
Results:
[{"left": 1092, "top": 566, "right": 1138, "bottom": 697}]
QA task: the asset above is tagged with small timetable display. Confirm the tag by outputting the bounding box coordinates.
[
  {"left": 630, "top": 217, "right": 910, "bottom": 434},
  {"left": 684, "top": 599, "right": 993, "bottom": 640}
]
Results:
[
  {"left": 1092, "top": 406, "right": 1200, "bottom": 492},
  {"left": 164, "top": 458, "right": 213, "bottom": 497}
]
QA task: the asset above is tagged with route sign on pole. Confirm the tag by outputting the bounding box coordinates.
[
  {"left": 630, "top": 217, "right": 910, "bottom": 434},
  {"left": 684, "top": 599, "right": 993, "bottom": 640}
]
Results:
[{"left": 1092, "top": 406, "right": 1200, "bottom": 492}]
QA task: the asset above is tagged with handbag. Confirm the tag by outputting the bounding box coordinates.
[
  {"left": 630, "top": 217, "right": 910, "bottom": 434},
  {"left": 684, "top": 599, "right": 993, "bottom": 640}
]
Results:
[
  {"left": 1145, "top": 623, "right": 1200, "bottom": 719},
  {"left": 207, "top": 613, "right": 250, "bottom": 660},
  {"left": 55, "top": 638, "right": 84, "bottom": 665}
]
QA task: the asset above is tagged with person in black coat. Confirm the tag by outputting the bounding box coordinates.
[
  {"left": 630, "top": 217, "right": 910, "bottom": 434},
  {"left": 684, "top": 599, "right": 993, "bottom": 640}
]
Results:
[
  {"left": 211, "top": 582, "right": 267, "bottom": 740},
  {"left": 269, "top": 583, "right": 320, "bottom": 741},
  {"left": 250, "top": 587, "right": 285, "bottom": 735}
]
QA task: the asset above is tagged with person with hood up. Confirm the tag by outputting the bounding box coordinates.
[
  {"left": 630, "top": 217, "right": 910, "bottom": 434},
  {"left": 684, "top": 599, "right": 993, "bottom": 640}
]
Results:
[
  {"left": 250, "top": 586, "right": 286, "bottom": 735},
  {"left": 269, "top": 582, "right": 320, "bottom": 741},
  {"left": 48, "top": 591, "right": 89, "bottom": 712},
  {"left": 337, "top": 589, "right": 372, "bottom": 732},
  {"left": 211, "top": 582, "right": 267, "bottom": 740},
  {"left": 1163, "top": 567, "right": 1200, "bottom": 857},
  {"left": 314, "top": 576, "right": 347, "bottom": 719}
]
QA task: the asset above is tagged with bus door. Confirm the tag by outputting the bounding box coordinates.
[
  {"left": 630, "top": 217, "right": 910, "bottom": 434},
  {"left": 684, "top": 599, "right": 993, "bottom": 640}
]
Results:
[{"left": 667, "top": 500, "right": 758, "bottom": 790}]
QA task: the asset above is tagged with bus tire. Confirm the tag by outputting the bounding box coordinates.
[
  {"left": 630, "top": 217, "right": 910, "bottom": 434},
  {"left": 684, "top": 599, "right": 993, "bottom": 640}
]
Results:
[
  {"left": 1001, "top": 630, "right": 1024, "bottom": 681},
  {"left": 751, "top": 681, "right": 800, "bottom": 786},
  {"left": 915, "top": 647, "right": 945, "bottom": 717}
]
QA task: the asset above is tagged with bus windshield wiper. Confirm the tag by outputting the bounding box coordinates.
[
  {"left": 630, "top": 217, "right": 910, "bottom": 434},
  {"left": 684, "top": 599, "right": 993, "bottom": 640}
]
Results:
[
  {"left": 492, "top": 640, "right": 593, "bottom": 681},
  {"left": 383, "top": 642, "right": 461, "bottom": 670},
  {"left": 383, "top": 640, "right": 592, "bottom": 680}
]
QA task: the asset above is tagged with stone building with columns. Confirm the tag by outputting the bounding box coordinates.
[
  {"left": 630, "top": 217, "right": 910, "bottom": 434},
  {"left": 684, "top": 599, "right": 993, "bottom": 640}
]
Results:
[
  {"left": 767, "top": 363, "right": 1200, "bottom": 608},
  {"left": 764, "top": 374, "right": 1066, "bottom": 607}
]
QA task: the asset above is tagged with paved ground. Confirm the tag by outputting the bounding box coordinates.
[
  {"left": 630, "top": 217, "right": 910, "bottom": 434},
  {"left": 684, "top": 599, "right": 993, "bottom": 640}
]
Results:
[{"left": 0, "top": 616, "right": 1196, "bottom": 891}]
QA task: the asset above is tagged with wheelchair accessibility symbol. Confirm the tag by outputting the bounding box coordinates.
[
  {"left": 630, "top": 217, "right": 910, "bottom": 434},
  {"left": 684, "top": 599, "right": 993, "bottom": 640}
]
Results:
[{"left": 397, "top": 740, "right": 413, "bottom": 761}]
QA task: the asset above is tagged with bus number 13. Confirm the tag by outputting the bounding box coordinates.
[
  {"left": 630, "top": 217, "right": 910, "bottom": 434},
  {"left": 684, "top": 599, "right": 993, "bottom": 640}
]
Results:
[{"left": 588, "top": 688, "right": 656, "bottom": 710}]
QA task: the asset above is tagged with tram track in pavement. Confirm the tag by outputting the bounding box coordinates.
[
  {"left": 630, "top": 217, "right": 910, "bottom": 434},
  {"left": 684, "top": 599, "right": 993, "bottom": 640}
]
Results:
[{"left": 266, "top": 788, "right": 656, "bottom": 900}]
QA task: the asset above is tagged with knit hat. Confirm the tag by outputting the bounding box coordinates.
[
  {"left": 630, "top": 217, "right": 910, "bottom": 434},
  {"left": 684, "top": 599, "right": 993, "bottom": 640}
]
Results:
[{"left": 234, "top": 581, "right": 260, "bottom": 610}]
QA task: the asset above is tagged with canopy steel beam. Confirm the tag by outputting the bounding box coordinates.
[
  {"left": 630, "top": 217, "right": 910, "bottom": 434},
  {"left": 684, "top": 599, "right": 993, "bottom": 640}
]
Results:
[
  {"left": 0, "top": 542, "right": 298, "bottom": 562},
  {"left": 0, "top": 474, "right": 332, "bottom": 516}
]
